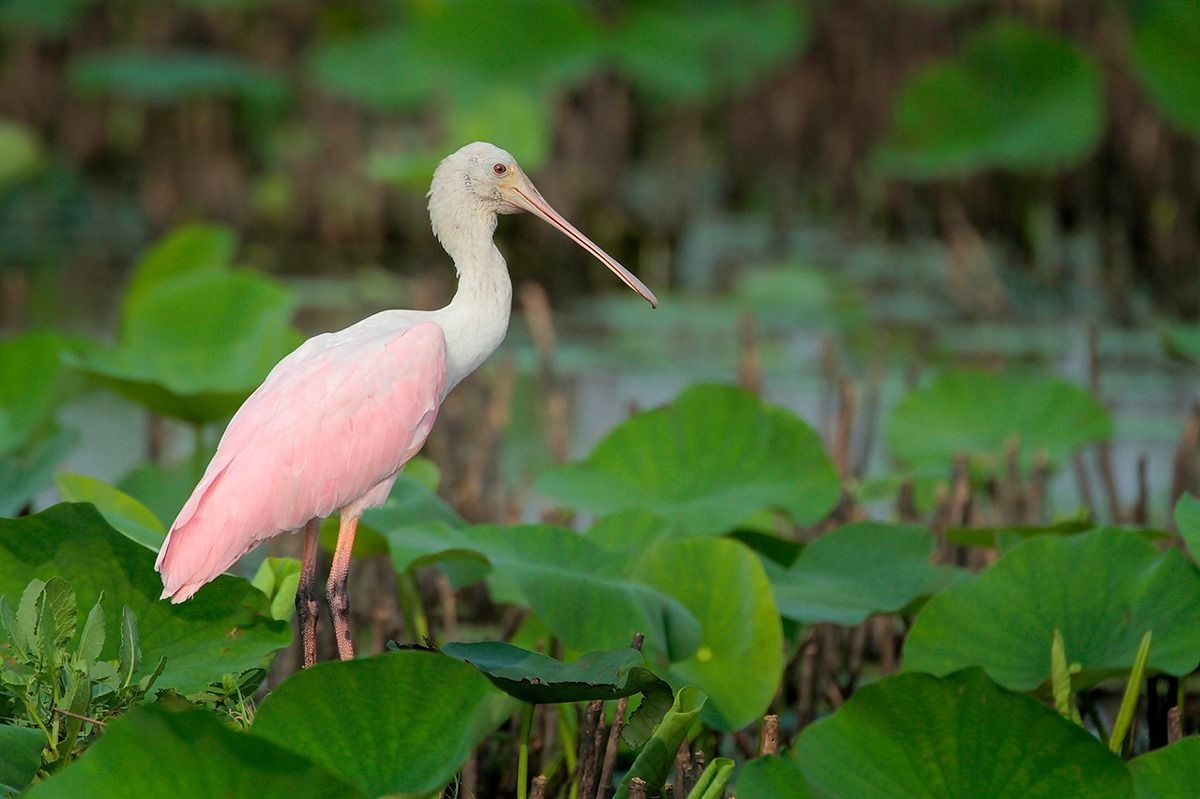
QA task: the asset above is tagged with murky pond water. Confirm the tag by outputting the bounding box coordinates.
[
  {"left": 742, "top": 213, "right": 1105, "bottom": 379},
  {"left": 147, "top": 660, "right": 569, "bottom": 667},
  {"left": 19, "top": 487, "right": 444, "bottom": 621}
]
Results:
[{"left": 42, "top": 214, "right": 1199, "bottom": 526}]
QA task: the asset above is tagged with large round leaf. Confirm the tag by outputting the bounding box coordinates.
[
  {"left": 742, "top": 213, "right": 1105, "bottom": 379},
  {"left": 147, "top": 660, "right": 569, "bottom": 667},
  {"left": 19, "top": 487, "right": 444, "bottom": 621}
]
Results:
[
  {"left": 634, "top": 537, "right": 782, "bottom": 730},
  {"left": 736, "top": 755, "right": 812, "bottom": 799},
  {"left": 794, "top": 669, "right": 1132, "bottom": 799},
  {"left": 1133, "top": 0, "right": 1200, "bottom": 136},
  {"left": 610, "top": 0, "right": 808, "bottom": 104},
  {"left": 886, "top": 370, "right": 1112, "bottom": 473},
  {"left": 0, "top": 503, "right": 290, "bottom": 694},
  {"left": 367, "top": 85, "right": 554, "bottom": 189},
  {"left": 0, "top": 430, "right": 76, "bottom": 517},
  {"left": 69, "top": 50, "right": 288, "bottom": 105},
  {"left": 0, "top": 724, "right": 44, "bottom": 795},
  {"left": 537, "top": 383, "right": 840, "bottom": 533},
  {"left": 307, "top": 27, "right": 443, "bottom": 111},
  {"left": 875, "top": 20, "right": 1102, "bottom": 177},
  {"left": 441, "top": 641, "right": 669, "bottom": 706},
  {"left": 904, "top": 528, "right": 1200, "bottom": 690},
  {"left": 26, "top": 706, "right": 357, "bottom": 799},
  {"left": 771, "top": 522, "right": 946, "bottom": 624},
  {"left": 411, "top": 0, "right": 599, "bottom": 90},
  {"left": 1161, "top": 322, "right": 1200, "bottom": 363},
  {"left": 55, "top": 473, "right": 165, "bottom": 551},
  {"left": 121, "top": 223, "right": 237, "bottom": 326},
  {"left": 70, "top": 270, "right": 301, "bottom": 423},
  {"left": 376, "top": 521, "right": 701, "bottom": 662},
  {"left": 252, "top": 651, "right": 504, "bottom": 798},
  {"left": 1176, "top": 493, "right": 1200, "bottom": 562},
  {"left": 310, "top": 0, "right": 598, "bottom": 112},
  {"left": 0, "top": 331, "right": 78, "bottom": 457},
  {"left": 1130, "top": 736, "right": 1200, "bottom": 799}
]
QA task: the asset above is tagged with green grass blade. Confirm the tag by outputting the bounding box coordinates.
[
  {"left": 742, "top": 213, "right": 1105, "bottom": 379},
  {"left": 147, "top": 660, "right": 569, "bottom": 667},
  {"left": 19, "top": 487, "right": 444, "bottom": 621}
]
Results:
[{"left": 1109, "top": 630, "right": 1152, "bottom": 754}]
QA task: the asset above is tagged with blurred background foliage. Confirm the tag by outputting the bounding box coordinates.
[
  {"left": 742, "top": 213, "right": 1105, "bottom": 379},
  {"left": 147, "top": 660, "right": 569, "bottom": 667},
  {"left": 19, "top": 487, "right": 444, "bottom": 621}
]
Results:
[
  {"left": 0, "top": 3, "right": 1199, "bottom": 794},
  {"left": 0, "top": 0, "right": 1198, "bottom": 526},
  {"left": 0, "top": 0, "right": 1195, "bottom": 313}
]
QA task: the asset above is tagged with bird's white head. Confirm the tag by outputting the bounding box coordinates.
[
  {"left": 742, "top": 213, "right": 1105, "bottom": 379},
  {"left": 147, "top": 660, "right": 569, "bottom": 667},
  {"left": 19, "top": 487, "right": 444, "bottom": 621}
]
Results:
[{"left": 428, "top": 141, "right": 658, "bottom": 307}]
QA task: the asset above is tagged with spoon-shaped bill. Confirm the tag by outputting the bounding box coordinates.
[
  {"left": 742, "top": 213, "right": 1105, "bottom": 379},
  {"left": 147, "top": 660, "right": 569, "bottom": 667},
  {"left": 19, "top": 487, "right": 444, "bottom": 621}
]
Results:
[{"left": 508, "top": 177, "right": 658, "bottom": 308}]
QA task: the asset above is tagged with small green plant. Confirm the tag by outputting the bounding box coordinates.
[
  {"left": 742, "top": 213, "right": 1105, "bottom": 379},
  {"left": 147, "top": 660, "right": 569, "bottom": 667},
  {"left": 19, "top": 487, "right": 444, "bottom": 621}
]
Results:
[{"left": 0, "top": 577, "right": 163, "bottom": 775}]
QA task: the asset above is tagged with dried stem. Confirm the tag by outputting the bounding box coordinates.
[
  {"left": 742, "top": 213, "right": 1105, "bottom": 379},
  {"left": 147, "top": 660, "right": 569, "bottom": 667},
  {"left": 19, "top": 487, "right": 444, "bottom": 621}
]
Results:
[
  {"left": 52, "top": 707, "right": 106, "bottom": 728},
  {"left": 1088, "top": 324, "right": 1123, "bottom": 522},
  {"left": 597, "top": 633, "right": 644, "bottom": 799},
  {"left": 578, "top": 700, "right": 604, "bottom": 799},
  {"left": 759, "top": 714, "right": 779, "bottom": 756},
  {"left": 1170, "top": 402, "right": 1200, "bottom": 505},
  {"left": 1168, "top": 706, "right": 1183, "bottom": 744},
  {"left": 738, "top": 312, "right": 763, "bottom": 394}
]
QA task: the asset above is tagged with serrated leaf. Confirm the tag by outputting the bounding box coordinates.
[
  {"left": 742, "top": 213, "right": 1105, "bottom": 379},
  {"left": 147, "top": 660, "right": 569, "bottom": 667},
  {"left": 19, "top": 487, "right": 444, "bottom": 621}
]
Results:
[
  {"left": 38, "top": 576, "right": 76, "bottom": 657},
  {"left": 0, "top": 596, "right": 29, "bottom": 662},
  {"left": 58, "top": 670, "right": 91, "bottom": 760},
  {"left": 118, "top": 606, "right": 139, "bottom": 690},
  {"left": 137, "top": 656, "right": 167, "bottom": 694},
  {"left": 0, "top": 504, "right": 289, "bottom": 695},
  {"left": 77, "top": 594, "right": 105, "bottom": 664},
  {"left": 15, "top": 579, "right": 45, "bottom": 659}
]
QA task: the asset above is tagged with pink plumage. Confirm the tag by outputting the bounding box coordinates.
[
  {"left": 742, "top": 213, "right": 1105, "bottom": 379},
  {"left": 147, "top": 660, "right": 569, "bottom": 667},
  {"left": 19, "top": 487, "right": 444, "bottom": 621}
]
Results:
[
  {"left": 156, "top": 321, "right": 446, "bottom": 602},
  {"left": 154, "top": 142, "right": 656, "bottom": 666}
]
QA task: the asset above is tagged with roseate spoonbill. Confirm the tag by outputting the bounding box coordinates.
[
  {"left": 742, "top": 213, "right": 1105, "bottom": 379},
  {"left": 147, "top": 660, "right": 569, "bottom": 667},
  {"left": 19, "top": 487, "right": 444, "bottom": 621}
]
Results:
[{"left": 156, "top": 142, "right": 657, "bottom": 666}]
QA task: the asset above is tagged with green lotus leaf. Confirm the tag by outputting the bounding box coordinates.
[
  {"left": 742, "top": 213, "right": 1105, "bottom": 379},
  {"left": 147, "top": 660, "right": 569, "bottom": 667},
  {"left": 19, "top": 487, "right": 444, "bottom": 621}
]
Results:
[
  {"left": 251, "top": 651, "right": 505, "bottom": 798},
  {"left": 904, "top": 528, "right": 1200, "bottom": 689},
  {"left": 876, "top": 20, "right": 1102, "bottom": 177},
  {"left": 886, "top": 369, "right": 1112, "bottom": 473},
  {"left": 794, "top": 669, "right": 1132, "bottom": 799},
  {"left": 538, "top": 383, "right": 840, "bottom": 533}
]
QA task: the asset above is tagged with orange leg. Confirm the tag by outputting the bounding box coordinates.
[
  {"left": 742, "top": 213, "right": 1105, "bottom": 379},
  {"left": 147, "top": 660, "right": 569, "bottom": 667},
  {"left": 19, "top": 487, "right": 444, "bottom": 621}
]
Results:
[
  {"left": 295, "top": 519, "right": 321, "bottom": 668},
  {"left": 326, "top": 515, "right": 359, "bottom": 661}
]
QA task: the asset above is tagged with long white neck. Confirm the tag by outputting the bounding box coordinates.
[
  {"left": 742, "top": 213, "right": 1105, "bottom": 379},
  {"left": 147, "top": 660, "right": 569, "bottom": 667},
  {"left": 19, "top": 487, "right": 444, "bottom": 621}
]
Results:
[{"left": 429, "top": 202, "right": 513, "bottom": 394}]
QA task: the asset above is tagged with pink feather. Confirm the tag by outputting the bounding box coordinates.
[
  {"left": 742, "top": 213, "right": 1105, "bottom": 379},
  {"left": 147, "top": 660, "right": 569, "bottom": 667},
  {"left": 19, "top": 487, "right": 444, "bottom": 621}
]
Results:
[{"left": 156, "top": 321, "right": 447, "bottom": 602}]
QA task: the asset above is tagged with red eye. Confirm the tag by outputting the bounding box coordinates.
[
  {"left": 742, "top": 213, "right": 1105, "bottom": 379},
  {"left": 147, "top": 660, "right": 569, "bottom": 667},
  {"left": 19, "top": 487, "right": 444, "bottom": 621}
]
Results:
[{"left": 492, "top": 163, "right": 507, "bottom": 175}]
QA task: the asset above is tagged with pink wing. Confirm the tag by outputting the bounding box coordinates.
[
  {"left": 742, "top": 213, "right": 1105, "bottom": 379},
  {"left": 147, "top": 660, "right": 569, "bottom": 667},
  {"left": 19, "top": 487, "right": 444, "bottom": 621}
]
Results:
[{"left": 156, "top": 321, "right": 447, "bottom": 602}]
